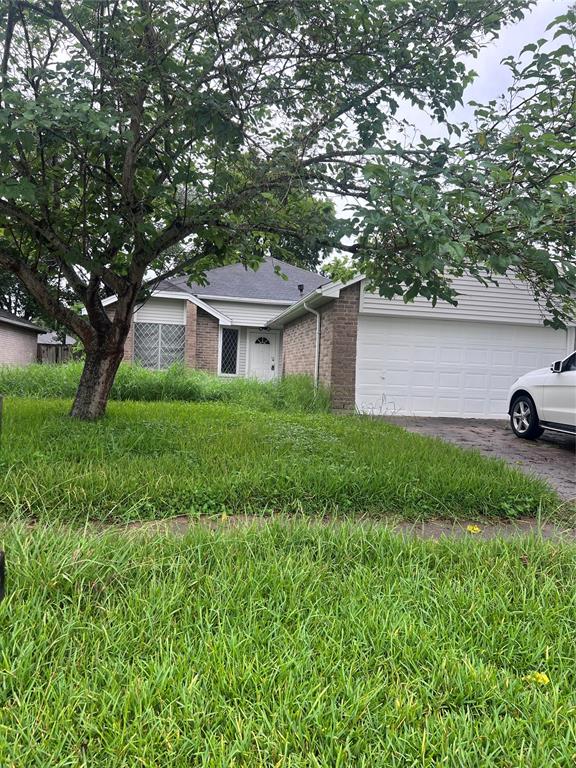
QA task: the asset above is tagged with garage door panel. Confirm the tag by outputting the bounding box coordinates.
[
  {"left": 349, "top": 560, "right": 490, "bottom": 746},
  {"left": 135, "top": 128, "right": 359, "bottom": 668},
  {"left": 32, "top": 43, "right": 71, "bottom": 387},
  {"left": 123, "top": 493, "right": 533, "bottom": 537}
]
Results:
[{"left": 356, "top": 316, "right": 568, "bottom": 417}]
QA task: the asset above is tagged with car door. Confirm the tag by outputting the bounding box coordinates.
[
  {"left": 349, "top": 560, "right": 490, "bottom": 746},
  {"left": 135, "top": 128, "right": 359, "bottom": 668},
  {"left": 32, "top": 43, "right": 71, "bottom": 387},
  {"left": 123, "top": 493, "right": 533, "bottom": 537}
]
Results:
[{"left": 542, "top": 351, "right": 576, "bottom": 429}]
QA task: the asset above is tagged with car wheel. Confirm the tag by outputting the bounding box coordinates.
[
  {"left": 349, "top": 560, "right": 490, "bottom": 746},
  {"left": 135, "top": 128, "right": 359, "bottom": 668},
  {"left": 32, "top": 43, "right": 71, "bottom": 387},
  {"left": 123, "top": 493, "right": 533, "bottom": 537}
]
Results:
[{"left": 510, "top": 395, "right": 544, "bottom": 440}]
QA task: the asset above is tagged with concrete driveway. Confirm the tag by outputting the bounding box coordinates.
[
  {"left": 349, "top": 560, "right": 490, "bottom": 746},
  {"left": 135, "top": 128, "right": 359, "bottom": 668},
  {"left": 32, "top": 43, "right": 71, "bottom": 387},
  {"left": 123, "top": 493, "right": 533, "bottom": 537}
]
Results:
[{"left": 384, "top": 417, "right": 575, "bottom": 501}]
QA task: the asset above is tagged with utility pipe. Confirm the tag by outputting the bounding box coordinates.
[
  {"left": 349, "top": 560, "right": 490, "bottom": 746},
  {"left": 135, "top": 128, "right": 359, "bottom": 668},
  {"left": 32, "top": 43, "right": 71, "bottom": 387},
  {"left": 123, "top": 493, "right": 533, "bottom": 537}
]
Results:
[{"left": 303, "top": 301, "right": 321, "bottom": 386}]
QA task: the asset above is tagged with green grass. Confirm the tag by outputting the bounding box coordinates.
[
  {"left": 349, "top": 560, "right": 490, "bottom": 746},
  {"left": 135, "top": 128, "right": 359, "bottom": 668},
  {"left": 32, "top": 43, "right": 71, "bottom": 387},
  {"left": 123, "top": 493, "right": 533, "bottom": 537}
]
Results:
[
  {"left": 0, "top": 398, "right": 559, "bottom": 522},
  {"left": 0, "top": 362, "right": 330, "bottom": 413},
  {"left": 1, "top": 521, "right": 576, "bottom": 766}
]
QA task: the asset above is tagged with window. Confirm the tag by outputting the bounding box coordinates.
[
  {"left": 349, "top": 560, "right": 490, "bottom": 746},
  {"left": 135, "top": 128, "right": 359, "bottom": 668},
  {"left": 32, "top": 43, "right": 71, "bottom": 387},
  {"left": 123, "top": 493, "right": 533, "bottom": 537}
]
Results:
[
  {"left": 254, "top": 336, "right": 270, "bottom": 345},
  {"left": 563, "top": 352, "right": 576, "bottom": 372},
  {"left": 134, "top": 323, "right": 185, "bottom": 369},
  {"left": 220, "top": 328, "right": 239, "bottom": 374}
]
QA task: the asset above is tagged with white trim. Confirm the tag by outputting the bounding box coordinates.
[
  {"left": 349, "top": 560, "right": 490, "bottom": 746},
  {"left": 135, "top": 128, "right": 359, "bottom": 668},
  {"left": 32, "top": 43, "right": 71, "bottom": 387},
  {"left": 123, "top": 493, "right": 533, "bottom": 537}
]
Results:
[
  {"left": 195, "top": 294, "right": 293, "bottom": 306},
  {"left": 218, "top": 326, "right": 241, "bottom": 376},
  {"left": 97, "top": 291, "right": 233, "bottom": 325},
  {"left": 268, "top": 275, "right": 365, "bottom": 328}
]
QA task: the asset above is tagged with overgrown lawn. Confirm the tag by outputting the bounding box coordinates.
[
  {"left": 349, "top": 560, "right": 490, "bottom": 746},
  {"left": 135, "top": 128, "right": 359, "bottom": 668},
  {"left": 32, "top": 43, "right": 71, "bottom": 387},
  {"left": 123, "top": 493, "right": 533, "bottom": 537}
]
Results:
[
  {"left": 1, "top": 522, "right": 575, "bottom": 766},
  {"left": 0, "top": 363, "right": 330, "bottom": 412},
  {"left": 0, "top": 398, "right": 558, "bottom": 521}
]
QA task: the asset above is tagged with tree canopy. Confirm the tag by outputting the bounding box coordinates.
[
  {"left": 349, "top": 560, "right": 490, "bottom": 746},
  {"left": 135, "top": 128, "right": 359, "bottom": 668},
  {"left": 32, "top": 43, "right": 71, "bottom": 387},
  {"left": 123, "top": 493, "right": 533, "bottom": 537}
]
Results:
[
  {"left": 356, "top": 10, "right": 576, "bottom": 327},
  {"left": 0, "top": 0, "right": 572, "bottom": 417}
]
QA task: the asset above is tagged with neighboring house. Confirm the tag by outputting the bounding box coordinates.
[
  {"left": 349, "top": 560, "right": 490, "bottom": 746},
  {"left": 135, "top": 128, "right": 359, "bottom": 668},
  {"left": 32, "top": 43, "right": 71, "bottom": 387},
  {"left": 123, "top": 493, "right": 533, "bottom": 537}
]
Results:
[
  {"left": 0, "top": 309, "right": 44, "bottom": 365},
  {"left": 103, "top": 258, "right": 576, "bottom": 418},
  {"left": 37, "top": 332, "right": 77, "bottom": 364}
]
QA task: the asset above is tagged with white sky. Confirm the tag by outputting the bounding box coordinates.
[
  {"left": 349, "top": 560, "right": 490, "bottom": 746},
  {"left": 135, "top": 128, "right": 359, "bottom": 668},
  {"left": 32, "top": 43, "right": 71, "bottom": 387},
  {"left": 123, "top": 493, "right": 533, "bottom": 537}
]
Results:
[
  {"left": 328, "top": 0, "right": 572, "bottom": 231},
  {"left": 401, "top": 0, "right": 573, "bottom": 136}
]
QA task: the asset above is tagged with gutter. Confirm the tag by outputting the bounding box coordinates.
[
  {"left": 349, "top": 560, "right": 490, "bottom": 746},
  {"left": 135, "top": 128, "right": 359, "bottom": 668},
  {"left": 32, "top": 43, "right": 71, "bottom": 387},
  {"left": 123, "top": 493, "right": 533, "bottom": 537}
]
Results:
[{"left": 303, "top": 301, "right": 321, "bottom": 386}]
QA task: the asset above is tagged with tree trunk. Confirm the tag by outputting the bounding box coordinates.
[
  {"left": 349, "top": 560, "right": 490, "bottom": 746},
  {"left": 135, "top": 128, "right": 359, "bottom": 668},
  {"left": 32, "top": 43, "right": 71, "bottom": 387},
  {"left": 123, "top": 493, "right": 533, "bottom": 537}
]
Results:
[{"left": 70, "top": 343, "right": 125, "bottom": 420}]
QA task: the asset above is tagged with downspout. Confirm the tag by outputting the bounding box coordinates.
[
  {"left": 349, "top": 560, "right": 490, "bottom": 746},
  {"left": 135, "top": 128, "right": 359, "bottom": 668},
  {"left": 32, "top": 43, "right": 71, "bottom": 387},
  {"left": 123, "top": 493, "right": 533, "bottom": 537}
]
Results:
[{"left": 303, "top": 301, "right": 320, "bottom": 386}]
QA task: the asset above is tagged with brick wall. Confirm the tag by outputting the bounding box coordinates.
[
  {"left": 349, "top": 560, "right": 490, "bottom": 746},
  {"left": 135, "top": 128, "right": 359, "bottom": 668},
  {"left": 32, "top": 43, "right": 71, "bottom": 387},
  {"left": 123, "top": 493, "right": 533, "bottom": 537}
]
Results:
[
  {"left": 282, "top": 312, "right": 317, "bottom": 376},
  {"left": 123, "top": 318, "right": 135, "bottom": 361},
  {"left": 196, "top": 309, "right": 219, "bottom": 372},
  {"left": 184, "top": 302, "right": 197, "bottom": 367},
  {"left": 105, "top": 307, "right": 134, "bottom": 361},
  {"left": 327, "top": 282, "right": 360, "bottom": 410},
  {"left": 281, "top": 282, "right": 360, "bottom": 410},
  {"left": 0, "top": 323, "right": 38, "bottom": 365}
]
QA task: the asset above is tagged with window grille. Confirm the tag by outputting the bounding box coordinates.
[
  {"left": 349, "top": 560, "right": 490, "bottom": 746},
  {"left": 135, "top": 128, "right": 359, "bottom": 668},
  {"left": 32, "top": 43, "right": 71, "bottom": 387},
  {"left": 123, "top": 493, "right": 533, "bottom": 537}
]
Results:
[
  {"left": 255, "top": 336, "right": 270, "bottom": 344},
  {"left": 221, "top": 328, "right": 238, "bottom": 374},
  {"left": 134, "top": 323, "right": 185, "bottom": 369}
]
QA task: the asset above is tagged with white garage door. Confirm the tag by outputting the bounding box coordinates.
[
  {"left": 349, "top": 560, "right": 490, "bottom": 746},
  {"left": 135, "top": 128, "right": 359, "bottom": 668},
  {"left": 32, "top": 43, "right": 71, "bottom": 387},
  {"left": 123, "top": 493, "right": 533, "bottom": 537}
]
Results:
[{"left": 356, "top": 316, "right": 569, "bottom": 418}]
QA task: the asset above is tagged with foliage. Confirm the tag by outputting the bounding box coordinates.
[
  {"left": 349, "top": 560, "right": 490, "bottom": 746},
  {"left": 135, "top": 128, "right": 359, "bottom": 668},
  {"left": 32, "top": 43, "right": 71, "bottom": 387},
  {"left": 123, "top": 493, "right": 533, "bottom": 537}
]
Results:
[
  {"left": 0, "top": 363, "right": 330, "bottom": 411},
  {"left": 0, "top": 398, "right": 558, "bottom": 522},
  {"left": 0, "top": 268, "right": 40, "bottom": 318},
  {"left": 2, "top": 521, "right": 576, "bottom": 765},
  {"left": 0, "top": 0, "right": 539, "bottom": 416},
  {"left": 355, "top": 12, "right": 576, "bottom": 328}
]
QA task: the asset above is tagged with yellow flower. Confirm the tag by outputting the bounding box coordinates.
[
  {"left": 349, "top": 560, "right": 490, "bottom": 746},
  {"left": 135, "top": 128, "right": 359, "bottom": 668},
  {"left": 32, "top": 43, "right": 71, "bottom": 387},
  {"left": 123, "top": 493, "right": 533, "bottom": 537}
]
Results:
[
  {"left": 221, "top": 512, "right": 228, "bottom": 522},
  {"left": 466, "top": 524, "right": 481, "bottom": 534},
  {"left": 523, "top": 671, "right": 550, "bottom": 685}
]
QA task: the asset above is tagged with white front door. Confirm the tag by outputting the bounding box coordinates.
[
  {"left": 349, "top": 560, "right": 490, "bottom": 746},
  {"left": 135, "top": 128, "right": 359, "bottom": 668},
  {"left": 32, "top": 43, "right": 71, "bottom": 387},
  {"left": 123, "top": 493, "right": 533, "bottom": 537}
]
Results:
[{"left": 247, "top": 330, "right": 280, "bottom": 381}]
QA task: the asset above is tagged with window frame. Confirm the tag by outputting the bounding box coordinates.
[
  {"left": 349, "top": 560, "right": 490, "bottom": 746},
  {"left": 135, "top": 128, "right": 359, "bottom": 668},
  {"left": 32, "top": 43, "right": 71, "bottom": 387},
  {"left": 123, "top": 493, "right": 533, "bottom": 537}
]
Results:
[
  {"left": 218, "top": 326, "right": 240, "bottom": 376},
  {"left": 133, "top": 321, "right": 185, "bottom": 370}
]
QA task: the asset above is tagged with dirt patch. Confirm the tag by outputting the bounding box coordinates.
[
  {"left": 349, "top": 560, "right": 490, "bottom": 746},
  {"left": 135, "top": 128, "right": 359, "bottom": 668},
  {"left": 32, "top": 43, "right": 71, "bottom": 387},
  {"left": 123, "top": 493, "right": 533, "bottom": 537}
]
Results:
[{"left": 106, "top": 513, "right": 576, "bottom": 542}]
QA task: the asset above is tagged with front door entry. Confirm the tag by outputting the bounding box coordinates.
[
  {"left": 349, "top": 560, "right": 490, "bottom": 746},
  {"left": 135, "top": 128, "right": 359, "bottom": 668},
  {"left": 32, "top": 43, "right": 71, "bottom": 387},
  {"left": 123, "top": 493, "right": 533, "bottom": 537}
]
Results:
[{"left": 247, "top": 330, "right": 280, "bottom": 381}]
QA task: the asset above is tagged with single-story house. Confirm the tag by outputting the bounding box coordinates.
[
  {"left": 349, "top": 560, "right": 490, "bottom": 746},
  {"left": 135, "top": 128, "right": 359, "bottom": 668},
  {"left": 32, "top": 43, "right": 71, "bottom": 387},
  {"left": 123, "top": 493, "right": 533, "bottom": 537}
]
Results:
[
  {"left": 0, "top": 309, "right": 44, "bottom": 365},
  {"left": 103, "top": 258, "right": 576, "bottom": 418}
]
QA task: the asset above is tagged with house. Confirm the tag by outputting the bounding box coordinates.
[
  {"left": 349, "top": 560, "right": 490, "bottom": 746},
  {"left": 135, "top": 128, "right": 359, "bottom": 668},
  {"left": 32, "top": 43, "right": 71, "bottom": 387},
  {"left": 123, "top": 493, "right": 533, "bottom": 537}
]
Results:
[
  {"left": 0, "top": 309, "right": 44, "bottom": 365},
  {"left": 104, "top": 258, "right": 575, "bottom": 418},
  {"left": 37, "top": 331, "right": 77, "bottom": 364},
  {"left": 102, "top": 259, "right": 329, "bottom": 379}
]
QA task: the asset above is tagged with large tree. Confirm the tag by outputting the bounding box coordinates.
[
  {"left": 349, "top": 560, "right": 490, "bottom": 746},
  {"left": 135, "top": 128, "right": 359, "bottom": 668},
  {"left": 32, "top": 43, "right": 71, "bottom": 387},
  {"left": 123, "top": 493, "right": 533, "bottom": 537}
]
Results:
[
  {"left": 355, "top": 11, "right": 576, "bottom": 320},
  {"left": 0, "top": 0, "right": 570, "bottom": 419}
]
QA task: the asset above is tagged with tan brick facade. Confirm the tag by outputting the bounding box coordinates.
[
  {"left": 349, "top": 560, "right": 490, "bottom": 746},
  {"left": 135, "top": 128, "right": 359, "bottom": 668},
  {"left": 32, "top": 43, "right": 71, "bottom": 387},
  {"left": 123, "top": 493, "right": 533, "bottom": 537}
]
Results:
[
  {"left": 123, "top": 319, "right": 135, "bottom": 361},
  {"left": 184, "top": 301, "right": 197, "bottom": 367},
  {"left": 195, "top": 309, "right": 219, "bottom": 372},
  {"left": 282, "top": 282, "right": 360, "bottom": 410},
  {"left": 0, "top": 323, "right": 39, "bottom": 365},
  {"left": 281, "top": 313, "right": 317, "bottom": 377}
]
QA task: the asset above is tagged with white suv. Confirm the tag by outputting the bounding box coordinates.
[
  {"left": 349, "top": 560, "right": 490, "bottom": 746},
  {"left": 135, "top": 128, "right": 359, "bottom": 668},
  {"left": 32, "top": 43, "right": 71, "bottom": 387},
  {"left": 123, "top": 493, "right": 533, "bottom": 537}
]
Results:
[{"left": 508, "top": 351, "right": 576, "bottom": 439}]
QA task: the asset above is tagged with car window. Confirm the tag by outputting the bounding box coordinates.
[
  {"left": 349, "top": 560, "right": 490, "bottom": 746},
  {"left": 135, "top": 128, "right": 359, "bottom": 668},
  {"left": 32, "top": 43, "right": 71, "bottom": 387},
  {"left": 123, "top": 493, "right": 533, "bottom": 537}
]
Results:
[{"left": 563, "top": 352, "right": 576, "bottom": 372}]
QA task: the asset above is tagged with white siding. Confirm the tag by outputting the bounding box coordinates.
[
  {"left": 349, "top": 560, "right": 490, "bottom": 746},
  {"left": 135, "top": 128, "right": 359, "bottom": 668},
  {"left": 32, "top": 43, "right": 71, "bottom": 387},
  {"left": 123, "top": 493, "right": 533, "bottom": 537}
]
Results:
[
  {"left": 360, "top": 275, "right": 558, "bottom": 326},
  {"left": 355, "top": 315, "right": 569, "bottom": 418},
  {"left": 237, "top": 328, "right": 248, "bottom": 375},
  {"left": 208, "top": 300, "right": 289, "bottom": 327},
  {"left": 134, "top": 298, "right": 186, "bottom": 325}
]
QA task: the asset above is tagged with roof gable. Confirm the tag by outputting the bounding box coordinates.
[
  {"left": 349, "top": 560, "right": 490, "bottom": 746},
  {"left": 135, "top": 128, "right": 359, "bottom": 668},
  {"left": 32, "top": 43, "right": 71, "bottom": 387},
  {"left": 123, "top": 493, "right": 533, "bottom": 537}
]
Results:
[
  {"left": 0, "top": 309, "right": 44, "bottom": 332},
  {"left": 158, "top": 258, "right": 330, "bottom": 302}
]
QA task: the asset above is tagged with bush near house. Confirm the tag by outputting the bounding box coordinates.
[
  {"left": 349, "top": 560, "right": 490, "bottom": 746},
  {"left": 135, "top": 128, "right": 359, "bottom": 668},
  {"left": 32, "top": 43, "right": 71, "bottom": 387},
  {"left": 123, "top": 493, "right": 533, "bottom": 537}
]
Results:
[
  {"left": 0, "top": 363, "right": 330, "bottom": 413},
  {"left": 2, "top": 522, "right": 576, "bottom": 766},
  {"left": 0, "top": 398, "right": 558, "bottom": 522}
]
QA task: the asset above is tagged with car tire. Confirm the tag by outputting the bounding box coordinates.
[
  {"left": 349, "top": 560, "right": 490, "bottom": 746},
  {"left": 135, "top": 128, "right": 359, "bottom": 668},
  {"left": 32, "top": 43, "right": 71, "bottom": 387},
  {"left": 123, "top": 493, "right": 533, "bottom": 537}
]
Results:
[{"left": 510, "top": 394, "right": 544, "bottom": 440}]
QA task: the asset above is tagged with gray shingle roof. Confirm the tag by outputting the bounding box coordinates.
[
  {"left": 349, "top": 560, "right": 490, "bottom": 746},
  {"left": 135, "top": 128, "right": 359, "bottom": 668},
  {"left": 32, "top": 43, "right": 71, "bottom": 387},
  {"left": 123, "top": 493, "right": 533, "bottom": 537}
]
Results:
[
  {"left": 0, "top": 308, "right": 44, "bottom": 332},
  {"left": 157, "top": 258, "right": 330, "bottom": 302}
]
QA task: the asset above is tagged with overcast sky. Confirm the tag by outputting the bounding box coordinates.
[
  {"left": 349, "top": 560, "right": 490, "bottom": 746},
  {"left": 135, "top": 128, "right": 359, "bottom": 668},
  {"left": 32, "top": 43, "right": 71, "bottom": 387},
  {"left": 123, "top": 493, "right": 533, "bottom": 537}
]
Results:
[
  {"left": 403, "top": 0, "right": 573, "bottom": 136},
  {"left": 330, "top": 0, "right": 572, "bottom": 242}
]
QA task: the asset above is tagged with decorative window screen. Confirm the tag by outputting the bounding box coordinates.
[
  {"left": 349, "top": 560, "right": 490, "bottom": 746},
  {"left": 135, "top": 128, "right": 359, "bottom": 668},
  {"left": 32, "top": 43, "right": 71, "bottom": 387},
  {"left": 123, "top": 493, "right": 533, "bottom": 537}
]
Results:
[
  {"left": 134, "top": 323, "right": 185, "bottom": 369},
  {"left": 220, "top": 328, "right": 239, "bottom": 374},
  {"left": 255, "top": 337, "right": 270, "bottom": 344}
]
